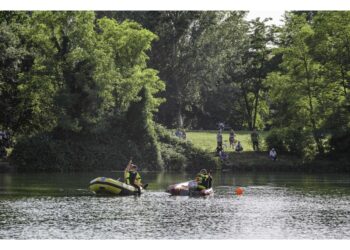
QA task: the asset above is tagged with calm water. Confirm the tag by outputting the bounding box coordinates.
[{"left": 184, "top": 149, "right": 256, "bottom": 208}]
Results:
[{"left": 0, "top": 171, "right": 350, "bottom": 239}]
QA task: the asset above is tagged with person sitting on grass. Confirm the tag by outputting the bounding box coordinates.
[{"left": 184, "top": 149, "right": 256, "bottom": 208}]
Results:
[
  {"left": 269, "top": 148, "right": 277, "bottom": 161},
  {"left": 216, "top": 145, "right": 223, "bottom": 156},
  {"left": 216, "top": 145, "right": 228, "bottom": 161},
  {"left": 235, "top": 141, "right": 243, "bottom": 152}
]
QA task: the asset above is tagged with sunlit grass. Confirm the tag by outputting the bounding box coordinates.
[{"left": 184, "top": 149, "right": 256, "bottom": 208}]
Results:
[{"left": 186, "top": 130, "right": 268, "bottom": 152}]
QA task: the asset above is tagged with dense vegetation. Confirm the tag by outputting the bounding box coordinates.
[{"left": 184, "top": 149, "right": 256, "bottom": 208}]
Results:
[{"left": 0, "top": 11, "right": 349, "bottom": 171}]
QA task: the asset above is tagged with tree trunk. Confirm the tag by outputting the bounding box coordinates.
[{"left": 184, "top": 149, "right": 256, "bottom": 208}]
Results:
[
  {"left": 304, "top": 58, "right": 324, "bottom": 155},
  {"left": 252, "top": 91, "right": 259, "bottom": 129},
  {"left": 242, "top": 87, "right": 253, "bottom": 130},
  {"left": 177, "top": 106, "right": 184, "bottom": 128}
]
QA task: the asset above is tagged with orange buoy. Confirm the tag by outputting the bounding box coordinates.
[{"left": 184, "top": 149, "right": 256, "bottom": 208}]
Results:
[{"left": 235, "top": 187, "right": 244, "bottom": 195}]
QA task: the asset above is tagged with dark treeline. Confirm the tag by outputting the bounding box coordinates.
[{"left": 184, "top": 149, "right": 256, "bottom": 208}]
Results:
[{"left": 0, "top": 11, "right": 349, "bottom": 171}]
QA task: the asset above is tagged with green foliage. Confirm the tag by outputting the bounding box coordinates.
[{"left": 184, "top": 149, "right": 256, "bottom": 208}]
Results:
[
  {"left": 156, "top": 125, "right": 220, "bottom": 171},
  {"left": 125, "top": 86, "right": 163, "bottom": 169},
  {"left": 0, "top": 12, "right": 54, "bottom": 135},
  {"left": 3, "top": 11, "right": 350, "bottom": 171},
  {"left": 265, "top": 12, "right": 350, "bottom": 157},
  {"left": 4, "top": 11, "right": 168, "bottom": 171},
  {"left": 324, "top": 102, "right": 350, "bottom": 159},
  {"left": 266, "top": 128, "right": 316, "bottom": 159}
]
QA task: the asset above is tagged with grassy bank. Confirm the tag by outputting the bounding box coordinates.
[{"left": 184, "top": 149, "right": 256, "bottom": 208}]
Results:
[
  {"left": 186, "top": 130, "right": 268, "bottom": 152},
  {"left": 185, "top": 130, "right": 349, "bottom": 172}
]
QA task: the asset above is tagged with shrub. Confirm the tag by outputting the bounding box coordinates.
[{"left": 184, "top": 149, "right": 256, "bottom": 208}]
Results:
[
  {"left": 265, "top": 129, "right": 287, "bottom": 153},
  {"left": 156, "top": 125, "right": 220, "bottom": 171},
  {"left": 266, "top": 127, "right": 315, "bottom": 159}
]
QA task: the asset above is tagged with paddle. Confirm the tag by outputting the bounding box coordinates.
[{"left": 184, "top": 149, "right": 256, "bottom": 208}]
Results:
[{"left": 134, "top": 183, "right": 148, "bottom": 195}]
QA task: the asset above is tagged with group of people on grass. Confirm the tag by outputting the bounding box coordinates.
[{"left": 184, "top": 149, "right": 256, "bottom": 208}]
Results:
[
  {"left": 215, "top": 129, "right": 244, "bottom": 161},
  {"left": 215, "top": 124, "right": 277, "bottom": 162}
]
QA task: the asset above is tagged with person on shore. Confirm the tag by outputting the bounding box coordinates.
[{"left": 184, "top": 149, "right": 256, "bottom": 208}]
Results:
[
  {"left": 235, "top": 141, "right": 243, "bottom": 152},
  {"left": 216, "top": 144, "right": 223, "bottom": 156},
  {"left": 217, "top": 130, "right": 223, "bottom": 147},
  {"left": 218, "top": 122, "right": 225, "bottom": 132},
  {"left": 229, "top": 129, "right": 235, "bottom": 149},
  {"left": 182, "top": 129, "right": 186, "bottom": 140},
  {"left": 269, "top": 148, "right": 277, "bottom": 161},
  {"left": 175, "top": 129, "right": 182, "bottom": 138},
  {"left": 124, "top": 159, "right": 145, "bottom": 194},
  {"left": 251, "top": 128, "right": 260, "bottom": 151},
  {"left": 195, "top": 169, "right": 213, "bottom": 191},
  {"left": 216, "top": 145, "right": 228, "bottom": 160}
]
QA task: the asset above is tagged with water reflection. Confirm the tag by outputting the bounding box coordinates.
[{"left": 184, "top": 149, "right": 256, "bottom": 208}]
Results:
[{"left": 0, "top": 171, "right": 350, "bottom": 239}]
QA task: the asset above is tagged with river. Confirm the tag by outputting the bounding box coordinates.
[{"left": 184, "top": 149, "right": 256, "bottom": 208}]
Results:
[{"left": 0, "top": 171, "right": 350, "bottom": 239}]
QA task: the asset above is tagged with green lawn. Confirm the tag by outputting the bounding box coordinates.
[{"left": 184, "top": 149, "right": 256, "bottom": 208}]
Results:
[
  {"left": 186, "top": 130, "right": 268, "bottom": 152},
  {"left": 182, "top": 130, "right": 342, "bottom": 172}
]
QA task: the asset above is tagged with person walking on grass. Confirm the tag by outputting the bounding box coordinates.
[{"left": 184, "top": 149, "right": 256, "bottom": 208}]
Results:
[{"left": 251, "top": 128, "right": 260, "bottom": 151}]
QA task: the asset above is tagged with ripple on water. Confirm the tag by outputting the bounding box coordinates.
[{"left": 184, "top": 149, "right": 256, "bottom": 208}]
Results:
[{"left": 0, "top": 186, "right": 350, "bottom": 239}]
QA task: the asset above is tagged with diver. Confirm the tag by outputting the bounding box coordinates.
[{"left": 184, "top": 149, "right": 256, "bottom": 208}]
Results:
[{"left": 195, "top": 169, "right": 213, "bottom": 191}]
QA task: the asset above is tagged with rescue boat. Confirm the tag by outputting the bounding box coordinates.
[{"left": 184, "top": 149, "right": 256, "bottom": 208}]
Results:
[
  {"left": 89, "top": 177, "right": 143, "bottom": 196},
  {"left": 166, "top": 180, "right": 213, "bottom": 196}
]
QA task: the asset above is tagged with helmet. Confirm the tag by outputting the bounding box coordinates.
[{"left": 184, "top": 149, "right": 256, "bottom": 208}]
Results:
[{"left": 200, "top": 169, "right": 207, "bottom": 175}]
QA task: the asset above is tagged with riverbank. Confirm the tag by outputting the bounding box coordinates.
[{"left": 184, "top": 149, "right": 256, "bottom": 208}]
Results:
[
  {"left": 2, "top": 130, "right": 349, "bottom": 173},
  {"left": 186, "top": 130, "right": 350, "bottom": 173}
]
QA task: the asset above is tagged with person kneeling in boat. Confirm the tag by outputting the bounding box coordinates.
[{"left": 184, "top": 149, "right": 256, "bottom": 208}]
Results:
[
  {"left": 195, "top": 169, "right": 212, "bottom": 191},
  {"left": 124, "top": 160, "right": 144, "bottom": 194}
]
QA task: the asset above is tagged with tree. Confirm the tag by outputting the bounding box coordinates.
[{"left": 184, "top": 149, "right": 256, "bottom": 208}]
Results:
[
  {"left": 20, "top": 12, "right": 164, "bottom": 136},
  {"left": 6, "top": 11, "right": 166, "bottom": 171},
  {"left": 267, "top": 13, "right": 340, "bottom": 155},
  {"left": 126, "top": 86, "right": 163, "bottom": 169}
]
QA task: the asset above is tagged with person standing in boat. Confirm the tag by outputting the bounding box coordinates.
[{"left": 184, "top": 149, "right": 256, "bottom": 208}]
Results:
[
  {"left": 124, "top": 159, "right": 143, "bottom": 194},
  {"left": 195, "top": 169, "right": 212, "bottom": 191}
]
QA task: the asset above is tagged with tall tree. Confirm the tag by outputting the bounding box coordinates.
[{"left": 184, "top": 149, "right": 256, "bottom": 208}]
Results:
[
  {"left": 266, "top": 13, "right": 339, "bottom": 155},
  {"left": 21, "top": 12, "right": 164, "bottom": 136}
]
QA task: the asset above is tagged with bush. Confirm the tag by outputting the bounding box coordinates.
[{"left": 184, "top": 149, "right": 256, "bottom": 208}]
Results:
[
  {"left": 11, "top": 134, "right": 66, "bottom": 172},
  {"left": 156, "top": 125, "right": 220, "bottom": 171},
  {"left": 265, "top": 129, "right": 287, "bottom": 153},
  {"left": 266, "top": 128, "right": 315, "bottom": 159},
  {"left": 10, "top": 123, "right": 220, "bottom": 172},
  {"left": 159, "top": 144, "right": 187, "bottom": 171}
]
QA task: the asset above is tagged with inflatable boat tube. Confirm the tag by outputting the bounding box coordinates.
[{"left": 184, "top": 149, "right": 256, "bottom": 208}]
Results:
[
  {"left": 89, "top": 177, "right": 143, "bottom": 196},
  {"left": 166, "top": 180, "right": 213, "bottom": 196}
]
